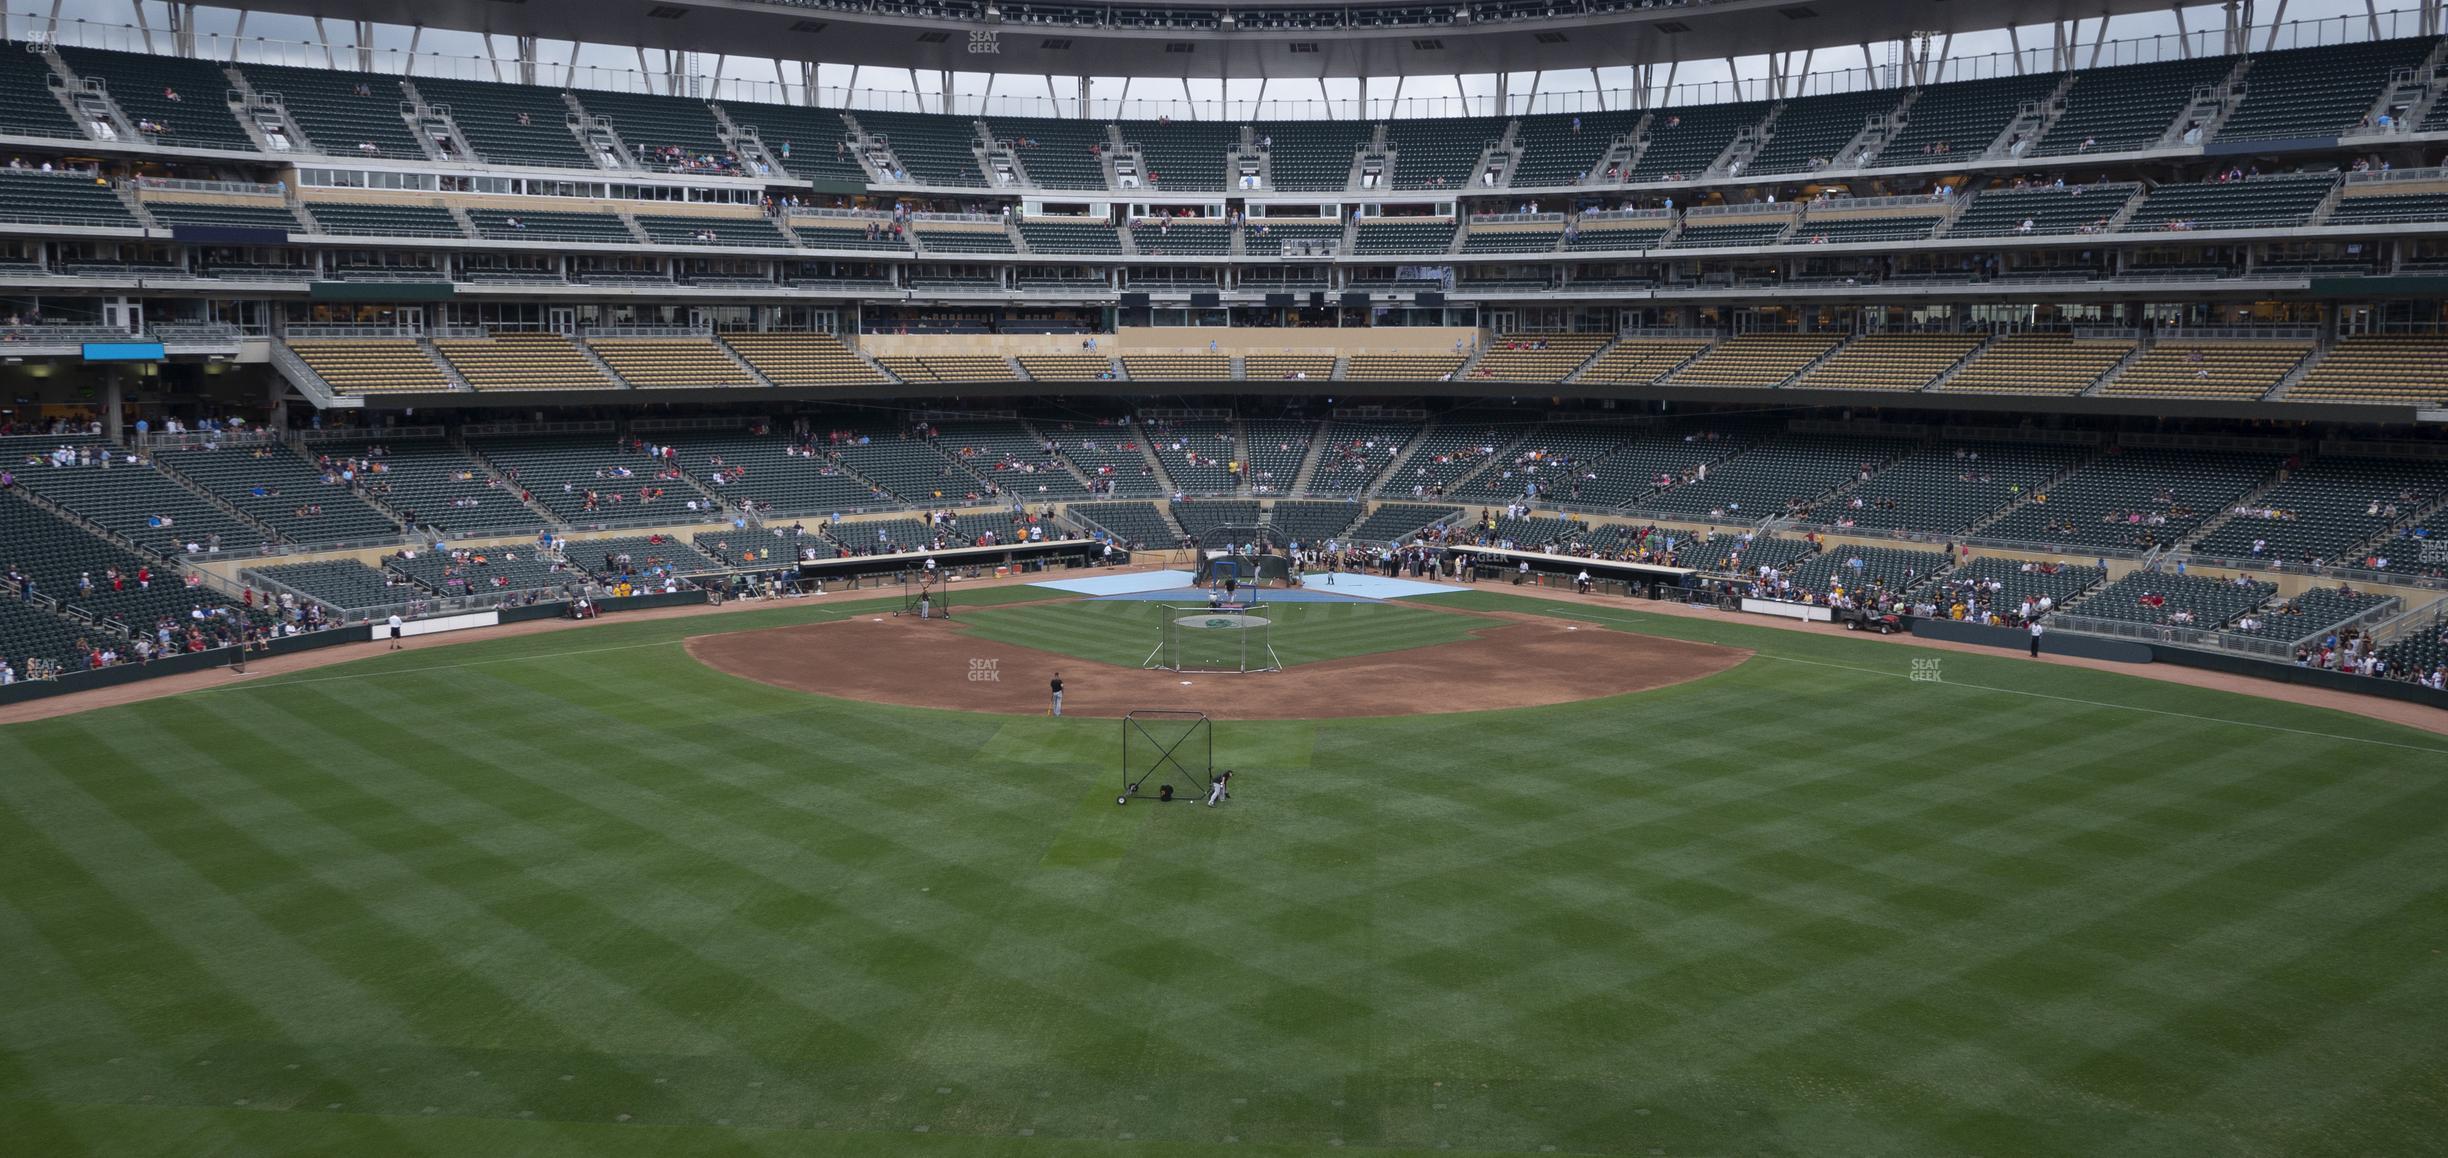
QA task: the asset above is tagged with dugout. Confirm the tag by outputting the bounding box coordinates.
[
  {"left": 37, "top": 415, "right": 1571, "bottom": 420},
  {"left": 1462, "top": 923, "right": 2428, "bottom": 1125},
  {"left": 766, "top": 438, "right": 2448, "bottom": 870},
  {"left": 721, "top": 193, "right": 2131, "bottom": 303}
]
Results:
[
  {"left": 797, "top": 538, "right": 1120, "bottom": 587},
  {"left": 1442, "top": 545, "right": 1697, "bottom": 599}
]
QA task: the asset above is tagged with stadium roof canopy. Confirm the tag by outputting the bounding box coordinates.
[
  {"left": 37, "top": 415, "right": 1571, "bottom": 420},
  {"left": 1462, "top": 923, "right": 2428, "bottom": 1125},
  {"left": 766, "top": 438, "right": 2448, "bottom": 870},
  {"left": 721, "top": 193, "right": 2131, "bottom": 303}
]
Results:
[{"left": 196, "top": 0, "right": 2218, "bottom": 81}]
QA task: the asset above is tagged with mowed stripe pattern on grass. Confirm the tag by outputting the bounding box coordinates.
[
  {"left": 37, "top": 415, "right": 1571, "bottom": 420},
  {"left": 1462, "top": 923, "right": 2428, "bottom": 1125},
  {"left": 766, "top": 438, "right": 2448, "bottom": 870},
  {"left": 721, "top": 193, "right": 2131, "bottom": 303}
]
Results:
[{"left": 0, "top": 589, "right": 2443, "bottom": 1155}]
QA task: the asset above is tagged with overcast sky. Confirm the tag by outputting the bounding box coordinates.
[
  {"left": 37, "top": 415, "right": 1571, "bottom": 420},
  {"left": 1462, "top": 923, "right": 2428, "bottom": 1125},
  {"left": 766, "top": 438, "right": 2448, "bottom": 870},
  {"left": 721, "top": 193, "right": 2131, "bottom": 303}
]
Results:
[{"left": 2, "top": 0, "right": 2412, "bottom": 117}]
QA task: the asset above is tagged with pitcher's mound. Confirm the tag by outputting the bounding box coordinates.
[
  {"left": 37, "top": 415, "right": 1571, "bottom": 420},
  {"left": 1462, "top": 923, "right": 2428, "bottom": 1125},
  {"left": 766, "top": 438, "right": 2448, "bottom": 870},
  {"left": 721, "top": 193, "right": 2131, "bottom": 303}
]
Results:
[{"left": 687, "top": 612, "right": 1748, "bottom": 720}]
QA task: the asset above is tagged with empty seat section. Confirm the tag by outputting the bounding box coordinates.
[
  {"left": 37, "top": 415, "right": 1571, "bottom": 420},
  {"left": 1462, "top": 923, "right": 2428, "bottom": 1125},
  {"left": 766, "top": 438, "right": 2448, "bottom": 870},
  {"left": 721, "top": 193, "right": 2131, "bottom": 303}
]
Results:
[
  {"left": 2192, "top": 456, "right": 2444, "bottom": 563},
  {"left": 1815, "top": 441, "right": 2089, "bottom": 535},
  {"left": 1018, "top": 355, "right": 1116, "bottom": 381},
  {"left": 1671, "top": 334, "right": 1839, "bottom": 387},
  {"left": 1936, "top": 333, "right": 2133, "bottom": 395},
  {"left": 2285, "top": 336, "right": 2448, "bottom": 405},
  {"left": 0, "top": 48, "right": 83, "bottom": 138},
  {"left": 932, "top": 422, "right": 1090, "bottom": 499},
  {"left": 12, "top": 456, "right": 259, "bottom": 555},
  {"left": 717, "top": 101, "right": 865, "bottom": 184},
  {"left": 2068, "top": 570, "right": 2274, "bottom": 628},
  {"left": 1947, "top": 182, "right": 2136, "bottom": 237},
  {"left": 575, "top": 88, "right": 736, "bottom": 170},
  {"left": 0, "top": 169, "right": 137, "bottom": 226},
  {"left": 1386, "top": 115, "right": 1506, "bottom": 189},
  {"left": 160, "top": 446, "right": 398, "bottom": 544},
  {"left": 2098, "top": 341, "right": 2311, "bottom": 399},
  {"left": 1241, "top": 220, "right": 1343, "bottom": 254},
  {"left": 1510, "top": 110, "right": 1644, "bottom": 186},
  {"left": 856, "top": 109, "right": 988, "bottom": 186},
  {"left": 1882, "top": 73, "right": 2062, "bottom": 160},
  {"left": 1750, "top": 90, "right": 1899, "bottom": 174},
  {"left": 720, "top": 332, "right": 887, "bottom": 386},
  {"left": 1349, "top": 503, "right": 1460, "bottom": 541},
  {"left": 1343, "top": 355, "right": 1464, "bottom": 382},
  {"left": 468, "top": 435, "right": 689, "bottom": 524},
  {"left": 878, "top": 354, "right": 1012, "bottom": 382},
  {"left": 1069, "top": 501, "right": 1176, "bottom": 546},
  {"left": 2325, "top": 190, "right": 2448, "bottom": 225},
  {"left": 1244, "top": 355, "right": 1335, "bottom": 380},
  {"left": 320, "top": 440, "right": 533, "bottom": 536},
  {"left": 1793, "top": 333, "right": 1983, "bottom": 391},
  {"left": 0, "top": 490, "right": 247, "bottom": 663},
  {"left": 1576, "top": 338, "right": 1708, "bottom": 385},
  {"left": 915, "top": 224, "right": 1015, "bottom": 254},
  {"left": 1309, "top": 421, "right": 1420, "bottom": 492},
  {"left": 987, "top": 116, "right": 1109, "bottom": 189},
  {"left": 1667, "top": 218, "right": 1791, "bottom": 248},
  {"left": 1460, "top": 223, "right": 1562, "bottom": 253},
  {"left": 1120, "top": 120, "right": 1238, "bottom": 191},
  {"left": 434, "top": 333, "right": 619, "bottom": 391},
  {"left": 468, "top": 208, "right": 633, "bottom": 242},
  {"left": 2034, "top": 56, "right": 2234, "bottom": 155},
  {"left": 1790, "top": 212, "right": 1941, "bottom": 245},
  {"left": 1635, "top": 433, "right": 1914, "bottom": 519},
  {"left": 1470, "top": 334, "right": 1608, "bottom": 383},
  {"left": 288, "top": 339, "right": 457, "bottom": 395},
  {"left": 244, "top": 559, "right": 407, "bottom": 610},
  {"left": 1252, "top": 120, "right": 1365, "bottom": 191},
  {"left": 1019, "top": 220, "right": 1122, "bottom": 253},
  {"left": 307, "top": 200, "right": 463, "bottom": 237},
  {"left": 1564, "top": 220, "right": 1668, "bottom": 251},
  {"left": 635, "top": 214, "right": 787, "bottom": 247},
  {"left": 56, "top": 45, "right": 251, "bottom": 150},
  {"left": 1128, "top": 219, "right": 1232, "bottom": 255},
  {"left": 241, "top": 64, "right": 422, "bottom": 158},
  {"left": 588, "top": 337, "right": 756, "bottom": 388},
  {"left": 1350, "top": 220, "right": 1456, "bottom": 254},
  {"left": 793, "top": 221, "right": 912, "bottom": 250},
  {"left": 2121, "top": 173, "right": 2335, "bottom": 231},
  {"left": 1981, "top": 448, "right": 2277, "bottom": 552},
  {"left": 142, "top": 198, "right": 301, "bottom": 231},
  {"left": 1627, "top": 101, "right": 1769, "bottom": 181},
  {"left": 2216, "top": 37, "right": 2437, "bottom": 141},
  {"left": 404, "top": 76, "right": 594, "bottom": 168},
  {"left": 1122, "top": 355, "right": 1233, "bottom": 381}
]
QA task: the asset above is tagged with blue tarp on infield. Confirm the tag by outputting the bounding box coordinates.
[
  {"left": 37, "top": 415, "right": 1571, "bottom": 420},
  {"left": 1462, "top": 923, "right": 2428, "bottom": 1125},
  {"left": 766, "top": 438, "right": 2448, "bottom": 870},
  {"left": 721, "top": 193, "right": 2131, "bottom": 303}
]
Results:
[{"left": 1030, "top": 569, "right": 1201, "bottom": 596}]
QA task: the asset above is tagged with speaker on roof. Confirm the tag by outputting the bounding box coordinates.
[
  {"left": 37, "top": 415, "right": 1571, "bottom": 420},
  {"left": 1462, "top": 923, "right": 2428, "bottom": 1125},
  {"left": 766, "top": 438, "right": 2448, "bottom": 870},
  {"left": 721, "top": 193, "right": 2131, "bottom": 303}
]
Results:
[
  {"left": 1265, "top": 292, "right": 1295, "bottom": 307},
  {"left": 1341, "top": 291, "right": 1371, "bottom": 307},
  {"left": 1121, "top": 292, "right": 1151, "bottom": 308},
  {"left": 1191, "top": 291, "right": 1221, "bottom": 308},
  {"left": 1416, "top": 291, "right": 1445, "bottom": 307}
]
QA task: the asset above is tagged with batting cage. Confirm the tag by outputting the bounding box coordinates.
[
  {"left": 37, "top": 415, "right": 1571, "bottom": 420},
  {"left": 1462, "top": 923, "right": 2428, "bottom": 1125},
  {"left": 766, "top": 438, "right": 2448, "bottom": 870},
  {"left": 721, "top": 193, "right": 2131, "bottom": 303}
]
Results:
[
  {"left": 893, "top": 567, "right": 952, "bottom": 620},
  {"left": 1144, "top": 605, "right": 1283, "bottom": 673},
  {"left": 1191, "top": 524, "right": 1295, "bottom": 592},
  {"left": 1119, "top": 709, "right": 1212, "bottom": 804}
]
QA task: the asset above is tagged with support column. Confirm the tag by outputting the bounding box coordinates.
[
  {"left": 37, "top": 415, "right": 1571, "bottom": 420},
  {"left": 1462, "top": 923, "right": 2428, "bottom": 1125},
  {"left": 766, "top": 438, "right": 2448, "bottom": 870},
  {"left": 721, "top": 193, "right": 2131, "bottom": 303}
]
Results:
[
  {"left": 168, "top": 2, "right": 195, "bottom": 57},
  {"left": 105, "top": 375, "right": 123, "bottom": 444},
  {"left": 353, "top": 19, "right": 373, "bottom": 72},
  {"left": 266, "top": 376, "right": 286, "bottom": 434}
]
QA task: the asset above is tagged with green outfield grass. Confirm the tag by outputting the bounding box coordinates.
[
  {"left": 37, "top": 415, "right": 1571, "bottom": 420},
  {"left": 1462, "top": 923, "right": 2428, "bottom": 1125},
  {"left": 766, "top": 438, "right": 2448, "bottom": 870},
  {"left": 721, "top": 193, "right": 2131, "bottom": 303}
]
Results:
[
  {"left": 3, "top": 587, "right": 2445, "bottom": 1157},
  {"left": 957, "top": 597, "right": 1485, "bottom": 668}
]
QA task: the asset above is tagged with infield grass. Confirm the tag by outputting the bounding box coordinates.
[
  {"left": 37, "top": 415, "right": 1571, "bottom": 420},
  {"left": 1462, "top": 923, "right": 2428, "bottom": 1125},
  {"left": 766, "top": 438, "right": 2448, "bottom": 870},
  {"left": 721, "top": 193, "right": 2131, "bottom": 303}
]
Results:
[
  {"left": 2, "top": 586, "right": 2444, "bottom": 1157},
  {"left": 957, "top": 597, "right": 1486, "bottom": 668}
]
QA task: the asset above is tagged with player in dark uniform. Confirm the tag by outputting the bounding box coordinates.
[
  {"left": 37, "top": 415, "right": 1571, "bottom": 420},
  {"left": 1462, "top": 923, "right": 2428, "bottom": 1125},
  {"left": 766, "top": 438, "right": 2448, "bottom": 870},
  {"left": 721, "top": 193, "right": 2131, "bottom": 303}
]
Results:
[{"left": 1050, "top": 671, "right": 1064, "bottom": 717}]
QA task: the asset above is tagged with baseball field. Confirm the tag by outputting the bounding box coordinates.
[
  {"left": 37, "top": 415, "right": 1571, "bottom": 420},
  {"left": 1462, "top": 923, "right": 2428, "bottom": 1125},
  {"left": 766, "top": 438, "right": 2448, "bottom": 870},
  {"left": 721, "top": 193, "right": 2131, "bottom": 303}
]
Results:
[{"left": 2, "top": 584, "right": 2444, "bottom": 1156}]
